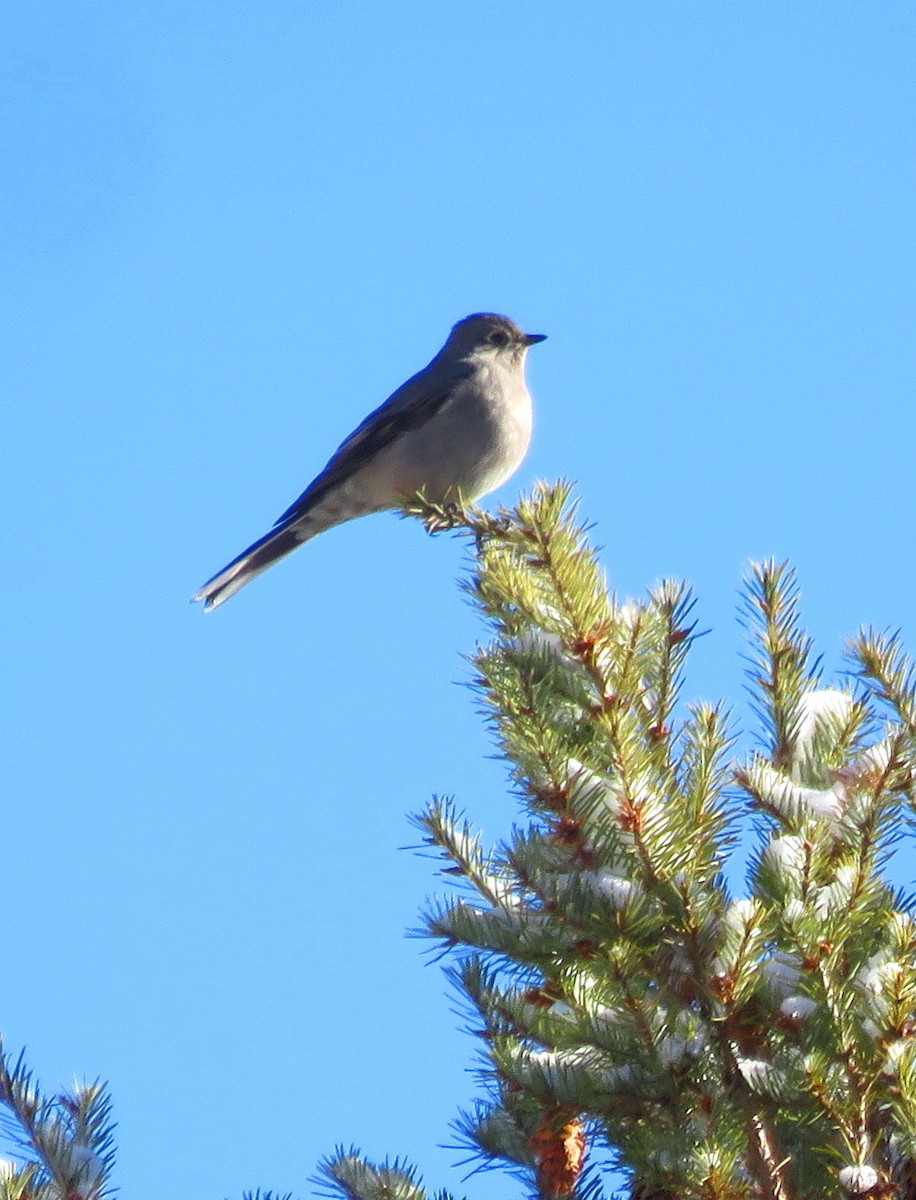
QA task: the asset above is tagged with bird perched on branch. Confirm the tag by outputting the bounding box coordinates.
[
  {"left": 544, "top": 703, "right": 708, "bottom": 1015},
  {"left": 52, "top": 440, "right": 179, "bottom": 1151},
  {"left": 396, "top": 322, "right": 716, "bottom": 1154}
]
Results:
[{"left": 193, "top": 312, "right": 545, "bottom": 610}]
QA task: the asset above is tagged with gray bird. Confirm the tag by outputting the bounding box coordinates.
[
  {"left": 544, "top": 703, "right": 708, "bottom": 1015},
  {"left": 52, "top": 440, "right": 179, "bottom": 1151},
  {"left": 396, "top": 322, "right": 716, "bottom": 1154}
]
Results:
[{"left": 193, "top": 312, "right": 545, "bottom": 610}]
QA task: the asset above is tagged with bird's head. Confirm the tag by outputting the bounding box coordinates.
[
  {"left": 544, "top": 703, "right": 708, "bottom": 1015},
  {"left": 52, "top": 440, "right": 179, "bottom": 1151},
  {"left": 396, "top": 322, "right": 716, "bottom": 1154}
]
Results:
[{"left": 445, "top": 313, "right": 546, "bottom": 363}]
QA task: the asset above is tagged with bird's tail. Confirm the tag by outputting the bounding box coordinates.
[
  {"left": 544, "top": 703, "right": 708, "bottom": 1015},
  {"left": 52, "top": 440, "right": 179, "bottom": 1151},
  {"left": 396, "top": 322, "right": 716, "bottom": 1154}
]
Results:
[{"left": 192, "top": 520, "right": 313, "bottom": 611}]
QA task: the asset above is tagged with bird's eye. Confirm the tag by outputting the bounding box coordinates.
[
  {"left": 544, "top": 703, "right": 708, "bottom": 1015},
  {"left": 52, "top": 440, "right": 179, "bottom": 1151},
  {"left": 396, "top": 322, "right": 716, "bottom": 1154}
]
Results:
[{"left": 488, "top": 329, "right": 509, "bottom": 346}]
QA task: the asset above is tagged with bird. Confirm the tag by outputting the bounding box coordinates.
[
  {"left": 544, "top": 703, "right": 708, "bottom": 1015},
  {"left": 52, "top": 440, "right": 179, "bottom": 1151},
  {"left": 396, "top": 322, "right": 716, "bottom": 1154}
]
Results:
[{"left": 193, "top": 312, "right": 546, "bottom": 610}]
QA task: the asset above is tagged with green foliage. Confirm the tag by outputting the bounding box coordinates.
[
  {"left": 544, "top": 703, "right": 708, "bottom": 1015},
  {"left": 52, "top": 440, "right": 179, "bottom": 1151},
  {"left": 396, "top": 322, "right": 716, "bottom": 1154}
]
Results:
[
  {"left": 336, "top": 484, "right": 916, "bottom": 1200},
  {"left": 0, "top": 1040, "right": 114, "bottom": 1200},
  {"left": 317, "top": 1151, "right": 461, "bottom": 1200}
]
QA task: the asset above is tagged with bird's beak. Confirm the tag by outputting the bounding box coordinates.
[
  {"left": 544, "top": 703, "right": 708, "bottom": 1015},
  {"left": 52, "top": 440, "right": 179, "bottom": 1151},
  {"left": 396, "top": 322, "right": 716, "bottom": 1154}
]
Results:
[{"left": 524, "top": 332, "right": 547, "bottom": 346}]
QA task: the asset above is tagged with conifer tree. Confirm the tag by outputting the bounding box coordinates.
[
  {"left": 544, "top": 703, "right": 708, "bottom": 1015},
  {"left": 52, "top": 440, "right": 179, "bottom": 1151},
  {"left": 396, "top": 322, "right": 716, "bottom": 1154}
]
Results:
[
  {"left": 2, "top": 483, "right": 915, "bottom": 1200},
  {"left": 323, "top": 484, "right": 916, "bottom": 1200}
]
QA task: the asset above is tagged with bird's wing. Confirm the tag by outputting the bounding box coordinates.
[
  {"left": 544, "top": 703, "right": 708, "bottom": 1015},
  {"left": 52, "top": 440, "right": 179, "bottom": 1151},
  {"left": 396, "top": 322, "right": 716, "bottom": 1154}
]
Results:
[{"left": 273, "top": 362, "right": 473, "bottom": 526}]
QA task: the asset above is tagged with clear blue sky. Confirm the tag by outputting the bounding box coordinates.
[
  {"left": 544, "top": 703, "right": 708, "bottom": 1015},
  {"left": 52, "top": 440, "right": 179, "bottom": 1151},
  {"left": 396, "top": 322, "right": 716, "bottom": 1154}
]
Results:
[{"left": 3, "top": 3, "right": 915, "bottom": 1197}]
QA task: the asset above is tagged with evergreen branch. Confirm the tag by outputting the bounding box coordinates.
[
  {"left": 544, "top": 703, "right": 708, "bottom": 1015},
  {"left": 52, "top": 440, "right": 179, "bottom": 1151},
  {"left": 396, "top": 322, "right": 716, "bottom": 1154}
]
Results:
[
  {"left": 450, "top": 956, "right": 560, "bottom": 1046},
  {"left": 0, "top": 1040, "right": 114, "bottom": 1200},
  {"left": 641, "top": 580, "right": 697, "bottom": 751},
  {"left": 317, "top": 1149, "right": 433, "bottom": 1200},
  {"left": 675, "top": 701, "right": 735, "bottom": 876},
  {"left": 851, "top": 628, "right": 916, "bottom": 739},
  {"left": 424, "top": 897, "right": 581, "bottom": 960},
  {"left": 451, "top": 1099, "right": 537, "bottom": 1176},
  {"left": 743, "top": 1109, "right": 793, "bottom": 1200},
  {"left": 742, "top": 561, "right": 820, "bottom": 769},
  {"left": 412, "top": 798, "right": 514, "bottom": 907},
  {"left": 239, "top": 1191, "right": 297, "bottom": 1200}
]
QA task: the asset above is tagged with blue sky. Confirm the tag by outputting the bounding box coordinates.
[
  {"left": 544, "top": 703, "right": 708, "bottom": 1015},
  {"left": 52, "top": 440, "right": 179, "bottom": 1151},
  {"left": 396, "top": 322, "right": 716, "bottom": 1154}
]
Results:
[{"left": 3, "top": 3, "right": 915, "bottom": 1197}]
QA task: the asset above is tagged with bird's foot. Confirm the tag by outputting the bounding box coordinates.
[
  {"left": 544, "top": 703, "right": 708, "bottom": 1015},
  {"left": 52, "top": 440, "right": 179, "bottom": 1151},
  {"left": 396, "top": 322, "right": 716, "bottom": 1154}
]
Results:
[{"left": 422, "top": 500, "right": 467, "bottom": 534}]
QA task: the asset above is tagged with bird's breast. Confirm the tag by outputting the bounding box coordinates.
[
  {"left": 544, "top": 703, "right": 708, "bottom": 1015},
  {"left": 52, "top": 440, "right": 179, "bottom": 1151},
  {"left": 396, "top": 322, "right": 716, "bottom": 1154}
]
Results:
[
  {"left": 424, "top": 365, "right": 533, "bottom": 500},
  {"left": 346, "top": 364, "right": 533, "bottom": 508}
]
